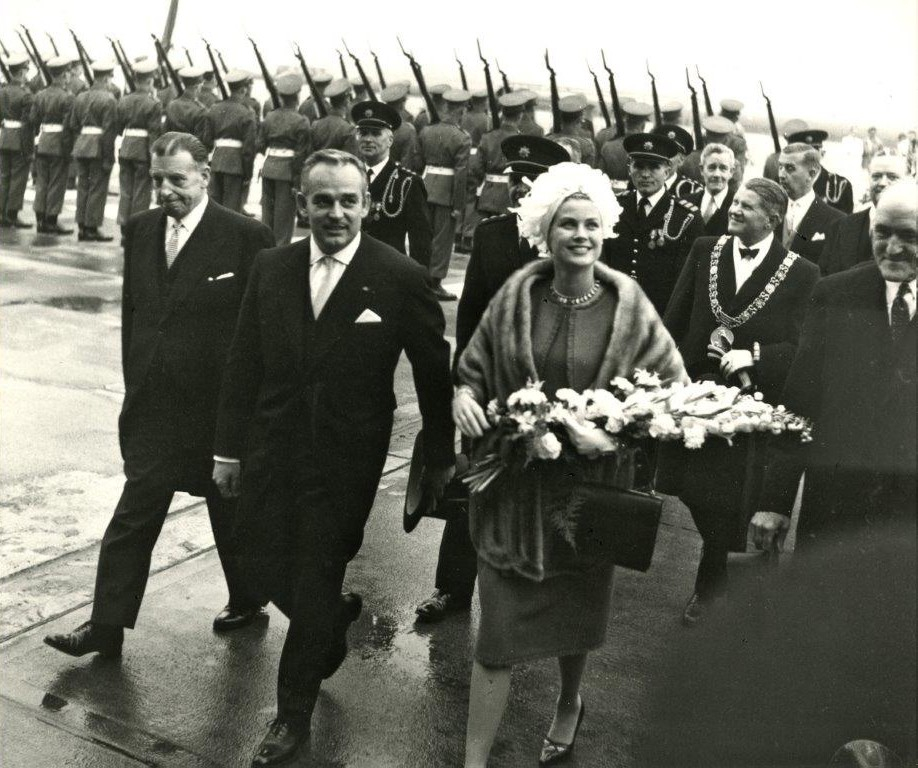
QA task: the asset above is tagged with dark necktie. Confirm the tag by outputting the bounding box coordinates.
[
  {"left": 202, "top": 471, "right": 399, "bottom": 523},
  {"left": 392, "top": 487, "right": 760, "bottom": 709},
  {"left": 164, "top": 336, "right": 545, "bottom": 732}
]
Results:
[
  {"left": 367, "top": 168, "right": 374, "bottom": 185},
  {"left": 638, "top": 197, "right": 651, "bottom": 220},
  {"left": 739, "top": 247, "right": 758, "bottom": 260},
  {"left": 891, "top": 282, "right": 912, "bottom": 342}
]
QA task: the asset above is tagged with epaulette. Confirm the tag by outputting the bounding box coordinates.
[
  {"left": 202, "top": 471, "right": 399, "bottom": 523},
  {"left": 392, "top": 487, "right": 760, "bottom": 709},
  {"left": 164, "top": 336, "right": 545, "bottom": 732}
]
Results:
[
  {"left": 480, "top": 213, "right": 513, "bottom": 225},
  {"left": 614, "top": 189, "right": 631, "bottom": 199},
  {"left": 393, "top": 162, "right": 420, "bottom": 178},
  {"left": 677, "top": 197, "right": 699, "bottom": 213}
]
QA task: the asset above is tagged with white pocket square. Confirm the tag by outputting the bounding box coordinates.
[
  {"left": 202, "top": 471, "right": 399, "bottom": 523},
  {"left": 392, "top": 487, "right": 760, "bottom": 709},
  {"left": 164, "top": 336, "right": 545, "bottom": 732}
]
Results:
[
  {"left": 811, "top": 232, "right": 825, "bottom": 241},
  {"left": 355, "top": 308, "right": 382, "bottom": 323},
  {"left": 208, "top": 272, "right": 235, "bottom": 281}
]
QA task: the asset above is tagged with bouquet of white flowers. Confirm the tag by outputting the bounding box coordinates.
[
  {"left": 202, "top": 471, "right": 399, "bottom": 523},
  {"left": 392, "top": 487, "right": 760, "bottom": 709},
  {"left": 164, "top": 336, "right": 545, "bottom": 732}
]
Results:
[{"left": 463, "top": 370, "right": 813, "bottom": 494}]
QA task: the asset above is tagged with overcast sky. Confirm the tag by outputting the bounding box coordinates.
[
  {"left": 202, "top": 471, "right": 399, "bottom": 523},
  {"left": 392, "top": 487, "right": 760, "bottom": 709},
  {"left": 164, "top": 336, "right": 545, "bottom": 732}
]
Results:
[{"left": 6, "top": 0, "right": 916, "bottom": 132}]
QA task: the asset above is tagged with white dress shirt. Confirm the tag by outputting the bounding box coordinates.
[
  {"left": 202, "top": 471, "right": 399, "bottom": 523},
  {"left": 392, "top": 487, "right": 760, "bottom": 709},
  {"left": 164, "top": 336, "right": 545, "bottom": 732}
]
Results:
[
  {"left": 732, "top": 232, "right": 774, "bottom": 292},
  {"left": 701, "top": 188, "right": 730, "bottom": 222},
  {"left": 165, "top": 193, "right": 209, "bottom": 256},
  {"left": 886, "top": 279, "right": 917, "bottom": 323},
  {"left": 636, "top": 186, "right": 666, "bottom": 214},
  {"left": 366, "top": 156, "right": 390, "bottom": 183},
  {"left": 310, "top": 232, "right": 362, "bottom": 317},
  {"left": 785, "top": 189, "right": 815, "bottom": 233}
]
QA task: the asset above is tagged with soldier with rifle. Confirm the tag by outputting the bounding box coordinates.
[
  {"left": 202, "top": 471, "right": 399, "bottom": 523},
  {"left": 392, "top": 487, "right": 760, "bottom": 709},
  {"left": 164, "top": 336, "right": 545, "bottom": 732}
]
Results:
[
  {"left": 458, "top": 89, "right": 491, "bottom": 252},
  {"left": 547, "top": 93, "right": 596, "bottom": 168},
  {"left": 298, "top": 69, "right": 332, "bottom": 121},
  {"left": 30, "top": 56, "right": 74, "bottom": 235},
  {"left": 471, "top": 91, "right": 527, "bottom": 219},
  {"left": 0, "top": 53, "right": 35, "bottom": 228},
  {"left": 519, "top": 90, "right": 544, "bottom": 137},
  {"left": 201, "top": 69, "right": 257, "bottom": 213},
  {"left": 418, "top": 88, "right": 471, "bottom": 300},
  {"left": 662, "top": 99, "right": 684, "bottom": 124},
  {"left": 256, "top": 72, "right": 310, "bottom": 246},
  {"left": 380, "top": 82, "right": 420, "bottom": 171},
  {"left": 414, "top": 83, "right": 450, "bottom": 134},
  {"left": 309, "top": 78, "right": 354, "bottom": 152},
  {"left": 681, "top": 115, "right": 747, "bottom": 190},
  {"left": 69, "top": 59, "right": 118, "bottom": 241},
  {"left": 198, "top": 68, "right": 220, "bottom": 108},
  {"left": 599, "top": 100, "right": 652, "bottom": 184},
  {"left": 115, "top": 59, "right": 162, "bottom": 241},
  {"left": 164, "top": 66, "right": 207, "bottom": 141}
]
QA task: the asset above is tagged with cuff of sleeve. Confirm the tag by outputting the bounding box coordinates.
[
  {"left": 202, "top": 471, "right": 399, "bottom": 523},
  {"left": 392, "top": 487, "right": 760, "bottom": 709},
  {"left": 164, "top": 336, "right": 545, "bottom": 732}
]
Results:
[{"left": 213, "top": 455, "right": 240, "bottom": 464}]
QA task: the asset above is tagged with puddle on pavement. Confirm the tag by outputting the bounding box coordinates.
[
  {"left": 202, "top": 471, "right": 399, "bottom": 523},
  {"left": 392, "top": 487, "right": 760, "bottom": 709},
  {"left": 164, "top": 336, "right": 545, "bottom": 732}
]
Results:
[{"left": 37, "top": 296, "right": 109, "bottom": 313}]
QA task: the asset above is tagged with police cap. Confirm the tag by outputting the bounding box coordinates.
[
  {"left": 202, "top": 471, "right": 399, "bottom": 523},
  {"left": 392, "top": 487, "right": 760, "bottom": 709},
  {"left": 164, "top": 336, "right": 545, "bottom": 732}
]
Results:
[
  {"left": 501, "top": 135, "right": 570, "bottom": 176},
  {"left": 653, "top": 123, "right": 693, "bottom": 154},
  {"left": 623, "top": 132, "right": 681, "bottom": 162},
  {"left": 781, "top": 119, "right": 809, "bottom": 139},
  {"left": 276, "top": 72, "right": 305, "bottom": 96},
  {"left": 351, "top": 100, "right": 402, "bottom": 131},
  {"left": 786, "top": 129, "right": 829, "bottom": 147}
]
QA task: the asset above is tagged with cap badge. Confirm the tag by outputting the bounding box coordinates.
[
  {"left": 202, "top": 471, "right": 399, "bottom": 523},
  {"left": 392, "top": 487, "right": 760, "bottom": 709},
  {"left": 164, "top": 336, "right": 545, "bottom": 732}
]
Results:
[
  {"left": 643, "top": 141, "right": 653, "bottom": 150},
  {"left": 518, "top": 147, "right": 531, "bottom": 158},
  {"left": 365, "top": 109, "right": 374, "bottom": 118},
  {"left": 805, "top": 135, "right": 812, "bottom": 142},
  {"left": 667, "top": 131, "right": 675, "bottom": 139}
]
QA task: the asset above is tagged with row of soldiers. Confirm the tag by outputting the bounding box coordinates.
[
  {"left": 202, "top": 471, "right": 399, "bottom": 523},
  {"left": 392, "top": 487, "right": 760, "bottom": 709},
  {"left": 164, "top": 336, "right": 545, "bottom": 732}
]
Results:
[{"left": 0, "top": 47, "right": 857, "bottom": 294}]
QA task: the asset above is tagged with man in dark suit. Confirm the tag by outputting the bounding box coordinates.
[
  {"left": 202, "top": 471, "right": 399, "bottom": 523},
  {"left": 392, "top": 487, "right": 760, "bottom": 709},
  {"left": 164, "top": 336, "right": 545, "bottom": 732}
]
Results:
[
  {"left": 44, "top": 133, "right": 276, "bottom": 660},
  {"left": 414, "top": 135, "right": 570, "bottom": 623},
  {"left": 751, "top": 180, "right": 916, "bottom": 553},
  {"left": 685, "top": 143, "right": 736, "bottom": 237},
  {"left": 786, "top": 128, "right": 854, "bottom": 215},
  {"left": 820, "top": 154, "right": 906, "bottom": 276},
  {"left": 659, "top": 178, "right": 820, "bottom": 625},
  {"left": 211, "top": 149, "right": 455, "bottom": 765},
  {"left": 351, "top": 100, "right": 432, "bottom": 268},
  {"left": 777, "top": 141, "right": 845, "bottom": 264}
]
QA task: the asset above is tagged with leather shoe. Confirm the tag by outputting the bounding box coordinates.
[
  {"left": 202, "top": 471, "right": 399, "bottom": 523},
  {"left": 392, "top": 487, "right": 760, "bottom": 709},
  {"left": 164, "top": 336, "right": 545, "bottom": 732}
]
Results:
[
  {"left": 213, "top": 604, "right": 267, "bottom": 632},
  {"left": 44, "top": 621, "right": 123, "bottom": 658},
  {"left": 431, "top": 282, "right": 457, "bottom": 301},
  {"left": 251, "top": 717, "right": 308, "bottom": 766},
  {"left": 681, "top": 593, "right": 706, "bottom": 627},
  {"left": 414, "top": 589, "right": 471, "bottom": 623},
  {"left": 46, "top": 222, "right": 74, "bottom": 236},
  {"left": 83, "top": 228, "right": 114, "bottom": 242},
  {"left": 539, "top": 698, "right": 585, "bottom": 765},
  {"left": 322, "top": 592, "right": 363, "bottom": 679}
]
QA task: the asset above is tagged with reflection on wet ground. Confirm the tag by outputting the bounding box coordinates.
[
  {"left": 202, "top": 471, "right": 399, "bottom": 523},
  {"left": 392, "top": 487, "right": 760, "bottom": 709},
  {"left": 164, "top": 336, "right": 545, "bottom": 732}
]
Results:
[{"left": 3, "top": 296, "right": 117, "bottom": 313}]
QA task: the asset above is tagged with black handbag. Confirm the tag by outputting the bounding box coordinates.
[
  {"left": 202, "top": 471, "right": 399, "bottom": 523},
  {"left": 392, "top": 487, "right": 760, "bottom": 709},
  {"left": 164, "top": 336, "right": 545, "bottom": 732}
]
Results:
[{"left": 570, "top": 482, "right": 664, "bottom": 572}]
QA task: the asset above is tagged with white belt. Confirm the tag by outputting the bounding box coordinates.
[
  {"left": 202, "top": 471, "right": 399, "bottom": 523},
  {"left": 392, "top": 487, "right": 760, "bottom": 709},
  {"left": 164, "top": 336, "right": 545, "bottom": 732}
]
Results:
[
  {"left": 214, "top": 138, "right": 243, "bottom": 149},
  {"left": 2, "top": 120, "right": 23, "bottom": 129},
  {"left": 424, "top": 165, "right": 455, "bottom": 177},
  {"left": 81, "top": 126, "right": 103, "bottom": 135},
  {"left": 484, "top": 173, "right": 508, "bottom": 184},
  {"left": 266, "top": 147, "right": 295, "bottom": 158},
  {"left": 124, "top": 128, "right": 149, "bottom": 138},
  {"left": 40, "top": 123, "right": 64, "bottom": 133}
]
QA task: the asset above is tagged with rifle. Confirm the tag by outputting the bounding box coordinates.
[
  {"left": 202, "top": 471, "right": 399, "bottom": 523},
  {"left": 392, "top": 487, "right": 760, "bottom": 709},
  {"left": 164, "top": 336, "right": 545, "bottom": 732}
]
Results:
[
  {"left": 19, "top": 27, "right": 50, "bottom": 85},
  {"left": 686, "top": 68, "right": 703, "bottom": 151},
  {"left": 203, "top": 39, "right": 228, "bottom": 100},
  {"left": 587, "top": 61, "right": 611, "bottom": 129},
  {"left": 544, "top": 49, "right": 560, "bottom": 134},
  {"left": 0, "top": 57, "right": 10, "bottom": 84},
  {"left": 343, "top": 40, "right": 377, "bottom": 101},
  {"left": 398, "top": 37, "right": 438, "bottom": 125},
  {"left": 292, "top": 43, "right": 328, "bottom": 118},
  {"left": 760, "top": 81, "right": 781, "bottom": 154},
  {"left": 184, "top": 47, "right": 193, "bottom": 67},
  {"left": 476, "top": 40, "right": 499, "bottom": 130},
  {"left": 696, "top": 65, "right": 713, "bottom": 116},
  {"left": 0, "top": 37, "right": 9, "bottom": 58},
  {"left": 495, "top": 60, "right": 510, "bottom": 92},
  {"left": 337, "top": 50, "right": 348, "bottom": 80},
  {"left": 109, "top": 37, "right": 135, "bottom": 92},
  {"left": 370, "top": 48, "right": 386, "bottom": 89},
  {"left": 69, "top": 29, "right": 94, "bottom": 86},
  {"left": 152, "top": 34, "right": 183, "bottom": 95},
  {"left": 455, "top": 51, "right": 468, "bottom": 91},
  {"left": 646, "top": 60, "right": 661, "bottom": 126},
  {"left": 249, "top": 37, "right": 280, "bottom": 109},
  {"left": 601, "top": 49, "right": 624, "bottom": 137},
  {"left": 216, "top": 50, "right": 228, "bottom": 74},
  {"left": 46, "top": 33, "right": 59, "bottom": 57}
]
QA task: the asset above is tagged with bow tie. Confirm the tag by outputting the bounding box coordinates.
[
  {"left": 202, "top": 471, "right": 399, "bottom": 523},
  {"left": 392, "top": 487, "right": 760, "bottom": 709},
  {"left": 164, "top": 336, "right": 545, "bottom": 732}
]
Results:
[{"left": 739, "top": 247, "right": 758, "bottom": 260}]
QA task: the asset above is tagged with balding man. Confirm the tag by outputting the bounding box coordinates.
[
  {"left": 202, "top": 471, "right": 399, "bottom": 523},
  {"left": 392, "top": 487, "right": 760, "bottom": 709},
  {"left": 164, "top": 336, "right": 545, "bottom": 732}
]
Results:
[
  {"left": 751, "top": 181, "right": 916, "bottom": 554},
  {"left": 778, "top": 142, "right": 845, "bottom": 264},
  {"left": 820, "top": 154, "right": 906, "bottom": 275},
  {"left": 660, "top": 178, "right": 820, "bottom": 625}
]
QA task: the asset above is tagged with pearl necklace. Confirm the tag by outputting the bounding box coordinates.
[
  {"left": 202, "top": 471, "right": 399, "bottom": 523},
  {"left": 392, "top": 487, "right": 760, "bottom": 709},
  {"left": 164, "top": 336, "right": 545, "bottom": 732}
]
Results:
[{"left": 549, "top": 280, "right": 602, "bottom": 306}]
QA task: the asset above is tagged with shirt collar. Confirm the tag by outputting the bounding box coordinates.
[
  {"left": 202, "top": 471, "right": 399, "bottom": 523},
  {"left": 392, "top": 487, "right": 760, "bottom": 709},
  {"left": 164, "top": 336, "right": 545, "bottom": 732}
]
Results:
[
  {"left": 368, "top": 156, "right": 390, "bottom": 179},
  {"left": 790, "top": 188, "right": 816, "bottom": 211},
  {"left": 704, "top": 187, "right": 730, "bottom": 208},
  {"left": 638, "top": 186, "right": 666, "bottom": 210},
  {"left": 733, "top": 231, "right": 774, "bottom": 258},
  {"left": 168, "top": 193, "right": 209, "bottom": 231},
  {"left": 886, "top": 278, "right": 917, "bottom": 304},
  {"left": 869, "top": 203, "right": 876, "bottom": 223},
  {"left": 310, "top": 232, "right": 362, "bottom": 266},
  {"left": 664, "top": 173, "right": 677, "bottom": 190}
]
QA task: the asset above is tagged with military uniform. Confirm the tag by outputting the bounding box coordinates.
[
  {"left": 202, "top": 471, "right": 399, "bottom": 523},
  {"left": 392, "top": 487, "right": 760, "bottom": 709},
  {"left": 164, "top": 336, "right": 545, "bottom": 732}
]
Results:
[
  {"left": 257, "top": 94, "right": 311, "bottom": 245},
  {"left": 812, "top": 166, "right": 853, "bottom": 214},
  {"left": 202, "top": 73, "right": 257, "bottom": 213},
  {"left": 309, "top": 112, "right": 353, "bottom": 151},
  {"left": 30, "top": 64, "right": 75, "bottom": 232},
  {"left": 599, "top": 102, "right": 654, "bottom": 183},
  {"left": 471, "top": 123, "right": 519, "bottom": 216},
  {"left": 518, "top": 90, "right": 544, "bottom": 137},
  {"left": 0, "top": 58, "right": 36, "bottom": 227},
  {"left": 418, "top": 89, "right": 472, "bottom": 285},
  {"left": 297, "top": 69, "right": 332, "bottom": 120},
  {"left": 366, "top": 160, "right": 432, "bottom": 267},
  {"left": 381, "top": 84, "right": 420, "bottom": 171},
  {"left": 69, "top": 66, "right": 119, "bottom": 240},
  {"left": 114, "top": 64, "right": 162, "bottom": 228},
  {"left": 164, "top": 91, "right": 207, "bottom": 139},
  {"left": 198, "top": 82, "right": 220, "bottom": 108}
]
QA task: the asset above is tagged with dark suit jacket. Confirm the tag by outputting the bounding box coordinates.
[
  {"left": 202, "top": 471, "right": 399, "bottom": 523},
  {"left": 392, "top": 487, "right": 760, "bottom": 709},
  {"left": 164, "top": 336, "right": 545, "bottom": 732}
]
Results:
[
  {"left": 120, "top": 200, "right": 274, "bottom": 488},
  {"left": 363, "top": 159, "right": 432, "bottom": 268},
  {"left": 759, "top": 263, "right": 916, "bottom": 543},
  {"left": 658, "top": 235, "right": 820, "bottom": 538},
  {"left": 686, "top": 188, "right": 735, "bottom": 237},
  {"left": 213, "top": 234, "right": 454, "bottom": 590},
  {"left": 819, "top": 208, "right": 872, "bottom": 276},
  {"left": 786, "top": 196, "right": 845, "bottom": 265}
]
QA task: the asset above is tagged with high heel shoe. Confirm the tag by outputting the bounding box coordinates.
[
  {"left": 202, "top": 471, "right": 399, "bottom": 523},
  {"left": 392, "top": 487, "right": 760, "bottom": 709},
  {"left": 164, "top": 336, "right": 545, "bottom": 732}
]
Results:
[{"left": 538, "top": 698, "right": 585, "bottom": 765}]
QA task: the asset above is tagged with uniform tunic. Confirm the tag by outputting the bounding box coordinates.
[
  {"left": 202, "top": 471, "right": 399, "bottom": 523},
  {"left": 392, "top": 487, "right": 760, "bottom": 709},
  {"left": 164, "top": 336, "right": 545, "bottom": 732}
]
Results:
[
  {"left": 164, "top": 92, "right": 207, "bottom": 141},
  {"left": 364, "top": 160, "right": 432, "bottom": 268},
  {"left": 256, "top": 106, "right": 311, "bottom": 246},
  {"left": 31, "top": 83, "right": 75, "bottom": 216},
  {"left": 471, "top": 125, "right": 518, "bottom": 216},
  {"left": 202, "top": 93, "right": 257, "bottom": 213},
  {"left": 115, "top": 90, "right": 163, "bottom": 225},
  {"left": 69, "top": 82, "right": 118, "bottom": 228},
  {"left": 0, "top": 81, "right": 35, "bottom": 217}
]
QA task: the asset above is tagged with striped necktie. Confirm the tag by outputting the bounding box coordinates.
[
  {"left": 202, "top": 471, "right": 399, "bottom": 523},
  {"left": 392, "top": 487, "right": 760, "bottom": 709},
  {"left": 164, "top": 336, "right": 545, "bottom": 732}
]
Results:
[
  {"left": 891, "top": 282, "right": 912, "bottom": 342},
  {"left": 165, "top": 220, "right": 183, "bottom": 268}
]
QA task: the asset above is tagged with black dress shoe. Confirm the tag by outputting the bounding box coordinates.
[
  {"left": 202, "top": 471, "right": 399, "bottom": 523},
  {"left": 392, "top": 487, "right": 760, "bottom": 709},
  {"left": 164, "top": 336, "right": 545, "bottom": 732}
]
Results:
[
  {"left": 431, "top": 283, "right": 457, "bottom": 301},
  {"left": 251, "top": 717, "right": 308, "bottom": 766},
  {"left": 539, "top": 698, "right": 585, "bottom": 765},
  {"left": 44, "top": 621, "right": 123, "bottom": 658},
  {"left": 213, "top": 604, "right": 267, "bottom": 632},
  {"left": 46, "top": 222, "right": 74, "bottom": 236},
  {"left": 84, "top": 228, "right": 114, "bottom": 242},
  {"left": 322, "top": 592, "right": 363, "bottom": 679},
  {"left": 414, "top": 589, "right": 471, "bottom": 623}
]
